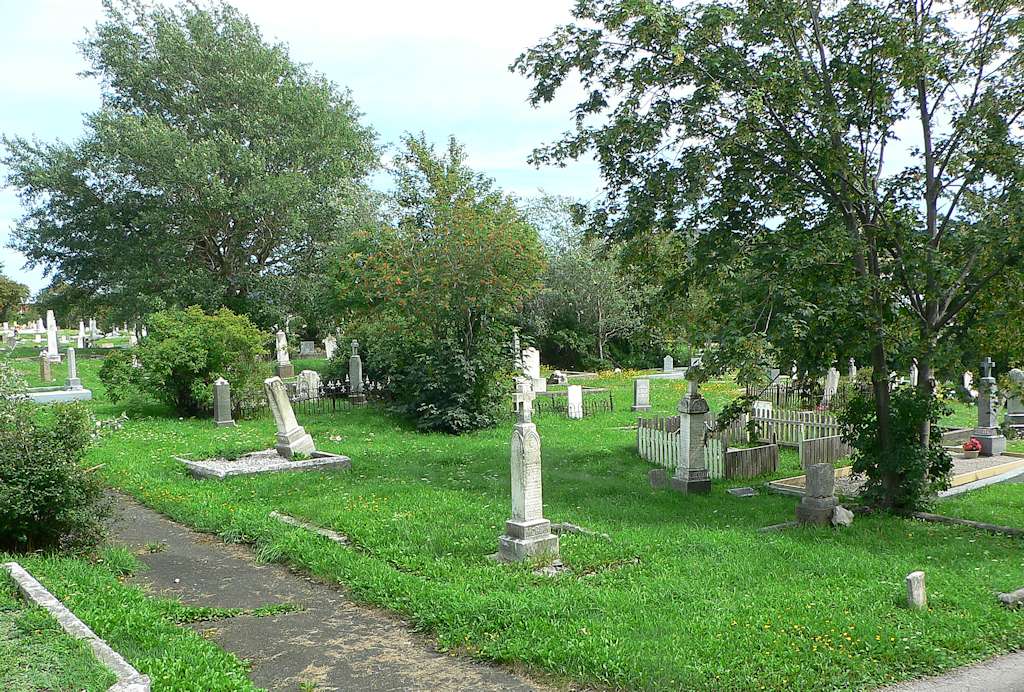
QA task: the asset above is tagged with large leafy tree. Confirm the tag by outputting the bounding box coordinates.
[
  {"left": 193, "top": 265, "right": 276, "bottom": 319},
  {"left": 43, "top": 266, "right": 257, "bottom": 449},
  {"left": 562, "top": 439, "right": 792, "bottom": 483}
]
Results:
[
  {"left": 0, "top": 270, "right": 29, "bottom": 323},
  {"left": 338, "top": 134, "right": 546, "bottom": 432},
  {"left": 517, "top": 0, "right": 1024, "bottom": 507},
  {"left": 3, "top": 0, "right": 377, "bottom": 325}
]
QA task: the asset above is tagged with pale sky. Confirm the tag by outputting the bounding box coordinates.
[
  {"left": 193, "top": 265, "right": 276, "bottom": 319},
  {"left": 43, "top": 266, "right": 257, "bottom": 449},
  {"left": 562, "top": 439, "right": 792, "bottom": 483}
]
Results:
[{"left": 0, "top": 0, "right": 601, "bottom": 293}]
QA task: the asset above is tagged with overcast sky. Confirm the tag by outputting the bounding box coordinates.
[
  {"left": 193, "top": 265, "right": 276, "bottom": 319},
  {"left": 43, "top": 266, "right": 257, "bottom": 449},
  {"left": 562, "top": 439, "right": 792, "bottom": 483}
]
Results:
[{"left": 0, "top": 0, "right": 601, "bottom": 293}]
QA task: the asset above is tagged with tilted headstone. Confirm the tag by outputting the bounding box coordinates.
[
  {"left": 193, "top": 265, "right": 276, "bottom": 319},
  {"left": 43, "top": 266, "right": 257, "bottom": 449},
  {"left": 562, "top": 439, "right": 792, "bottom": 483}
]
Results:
[
  {"left": 349, "top": 340, "right": 366, "bottom": 404},
  {"left": 275, "top": 330, "right": 294, "bottom": 378},
  {"left": 796, "top": 462, "right": 837, "bottom": 526},
  {"left": 632, "top": 378, "right": 652, "bottom": 412},
  {"left": 299, "top": 340, "right": 316, "bottom": 357},
  {"left": 566, "top": 384, "right": 583, "bottom": 420},
  {"left": 1005, "top": 368, "right": 1024, "bottom": 428},
  {"left": 498, "top": 382, "right": 559, "bottom": 562},
  {"left": 39, "top": 351, "right": 52, "bottom": 382},
  {"left": 663, "top": 355, "right": 674, "bottom": 373},
  {"left": 323, "top": 335, "right": 337, "bottom": 360},
  {"left": 974, "top": 357, "right": 1006, "bottom": 456},
  {"left": 65, "top": 347, "right": 81, "bottom": 390},
  {"left": 671, "top": 379, "right": 711, "bottom": 494},
  {"left": 213, "top": 378, "right": 235, "bottom": 427},
  {"left": 264, "top": 376, "right": 315, "bottom": 458}
]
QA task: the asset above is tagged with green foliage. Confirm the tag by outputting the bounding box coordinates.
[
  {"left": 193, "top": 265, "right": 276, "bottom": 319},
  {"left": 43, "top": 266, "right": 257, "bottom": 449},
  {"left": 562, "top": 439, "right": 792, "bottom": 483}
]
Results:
[
  {"left": 838, "top": 386, "right": 953, "bottom": 512},
  {"left": 0, "top": 379, "right": 108, "bottom": 552},
  {"left": 100, "top": 306, "right": 266, "bottom": 415},
  {"left": 3, "top": 0, "right": 377, "bottom": 326},
  {"left": 338, "top": 135, "right": 545, "bottom": 432},
  {"left": 0, "top": 273, "right": 29, "bottom": 323}
]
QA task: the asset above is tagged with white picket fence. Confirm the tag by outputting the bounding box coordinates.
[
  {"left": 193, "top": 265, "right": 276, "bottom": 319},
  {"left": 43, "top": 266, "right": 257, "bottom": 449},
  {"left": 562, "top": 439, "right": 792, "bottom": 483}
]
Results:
[
  {"left": 636, "top": 411, "right": 748, "bottom": 479},
  {"left": 749, "top": 402, "right": 843, "bottom": 447}
]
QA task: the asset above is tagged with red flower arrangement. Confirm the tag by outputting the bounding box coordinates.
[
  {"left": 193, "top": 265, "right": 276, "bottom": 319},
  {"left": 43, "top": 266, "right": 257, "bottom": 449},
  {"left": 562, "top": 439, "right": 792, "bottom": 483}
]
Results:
[{"left": 963, "top": 438, "right": 982, "bottom": 452}]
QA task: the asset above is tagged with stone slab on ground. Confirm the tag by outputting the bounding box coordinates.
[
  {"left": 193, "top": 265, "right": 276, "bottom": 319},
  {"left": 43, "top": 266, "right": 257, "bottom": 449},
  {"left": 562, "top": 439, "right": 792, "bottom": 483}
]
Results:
[
  {"left": 178, "top": 449, "right": 351, "bottom": 480},
  {"left": 108, "top": 495, "right": 544, "bottom": 691},
  {"left": 881, "top": 649, "right": 1024, "bottom": 691}
]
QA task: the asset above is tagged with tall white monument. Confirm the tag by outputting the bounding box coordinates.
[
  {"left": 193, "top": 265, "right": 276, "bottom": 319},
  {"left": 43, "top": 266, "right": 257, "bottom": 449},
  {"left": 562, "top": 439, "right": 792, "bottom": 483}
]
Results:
[
  {"left": 45, "top": 310, "right": 60, "bottom": 362},
  {"left": 498, "top": 382, "right": 559, "bottom": 563},
  {"left": 671, "top": 379, "right": 712, "bottom": 494}
]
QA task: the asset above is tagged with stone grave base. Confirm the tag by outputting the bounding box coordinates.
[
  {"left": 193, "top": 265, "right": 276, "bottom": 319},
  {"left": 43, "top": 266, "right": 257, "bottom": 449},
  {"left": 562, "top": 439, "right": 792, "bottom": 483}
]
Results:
[
  {"left": 179, "top": 449, "right": 351, "bottom": 480},
  {"left": 497, "top": 518, "right": 560, "bottom": 563},
  {"left": 24, "top": 386, "right": 93, "bottom": 404}
]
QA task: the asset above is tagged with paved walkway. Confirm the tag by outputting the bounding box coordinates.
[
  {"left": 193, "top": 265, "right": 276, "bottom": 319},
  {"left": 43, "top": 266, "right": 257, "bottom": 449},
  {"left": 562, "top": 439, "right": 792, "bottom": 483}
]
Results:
[
  {"left": 882, "top": 650, "right": 1024, "bottom": 691},
  {"left": 109, "top": 495, "right": 546, "bottom": 691}
]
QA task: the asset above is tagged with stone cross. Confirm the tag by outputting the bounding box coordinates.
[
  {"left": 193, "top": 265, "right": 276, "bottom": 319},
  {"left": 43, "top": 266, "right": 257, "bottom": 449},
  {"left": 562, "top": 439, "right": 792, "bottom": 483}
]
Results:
[
  {"left": 671, "top": 378, "right": 711, "bottom": 494},
  {"left": 981, "top": 357, "right": 995, "bottom": 379},
  {"left": 349, "top": 340, "right": 366, "bottom": 404},
  {"left": 498, "top": 380, "right": 558, "bottom": 563},
  {"left": 213, "top": 378, "right": 235, "bottom": 427},
  {"left": 631, "top": 378, "right": 651, "bottom": 412},
  {"left": 566, "top": 384, "right": 583, "bottom": 420},
  {"left": 263, "top": 376, "right": 315, "bottom": 458},
  {"left": 65, "top": 348, "right": 81, "bottom": 390}
]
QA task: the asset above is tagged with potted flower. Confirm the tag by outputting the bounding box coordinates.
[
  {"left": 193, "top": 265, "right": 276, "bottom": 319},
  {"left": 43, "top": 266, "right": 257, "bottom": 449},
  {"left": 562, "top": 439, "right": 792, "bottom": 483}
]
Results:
[{"left": 962, "top": 437, "right": 982, "bottom": 459}]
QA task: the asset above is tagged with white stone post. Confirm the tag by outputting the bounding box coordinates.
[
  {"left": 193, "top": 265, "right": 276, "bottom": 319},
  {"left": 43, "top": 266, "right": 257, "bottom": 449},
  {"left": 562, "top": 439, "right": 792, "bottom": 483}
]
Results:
[
  {"left": 906, "top": 571, "right": 927, "bottom": 609},
  {"left": 566, "top": 384, "right": 583, "bottom": 419},
  {"left": 65, "top": 347, "right": 81, "bottom": 390},
  {"left": 671, "top": 379, "right": 711, "bottom": 494},
  {"left": 275, "top": 330, "right": 294, "bottom": 378},
  {"left": 498, "top": 382, "right": 559, "bottom": 562}
]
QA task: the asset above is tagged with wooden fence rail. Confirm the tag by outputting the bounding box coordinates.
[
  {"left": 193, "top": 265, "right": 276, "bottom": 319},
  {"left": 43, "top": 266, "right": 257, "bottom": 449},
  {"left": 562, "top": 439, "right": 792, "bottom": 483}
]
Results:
[{"left": 799, "top": 434, "right": 853, "bottom": 469}]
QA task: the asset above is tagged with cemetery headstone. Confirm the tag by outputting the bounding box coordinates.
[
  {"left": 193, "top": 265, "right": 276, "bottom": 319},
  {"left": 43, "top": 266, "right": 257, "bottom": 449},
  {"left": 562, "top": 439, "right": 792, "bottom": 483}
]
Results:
[
  {"left": 974, "top": 357, "right": 1006, "bottom": 456},
  {"left": 566, "top": 384, "right": 583, "bottom": 420},
  {"left": 297, "top": 369, "right": 322, "bottom": 400},
  {"left": 848, "top": 358, "right": 857, "bottom": 380},
  {"left": 663, "top": 355, "right": 674, "bottom": 373},
  {"left": 89, "top": 318, "right": 98, "bottom": 342},
  {"left": 821, "top": 367, "right": 840, "bottom": 405},
  {"left": 497, "top": 382, "right": 559, "bottom": 562},
  {"left": 275, "top": 330, "right": 294, "bottom": 378},
  {"left": 299, "top": 340, "right": 315, "bottom": 357},
  {"left": 264, "top": 376, "right": 315, "bottom": 459},
  {"left": 349, "top": 340, "right": 366, "bottom": 404},
  {"left": 64, "top": 347, "right": 81, "bottom": 390},
  {"left": 796, "top": 463, "right": 837, "bottom": 526},
  {"left": 632, "top": 378, "right": 652, "bottom": 412},
  {"left": 906, "top": 571, "right": 927, "bottom": 609},
  {"left": 128, "top": 331, "right": 138, "bottom": 346},
  {"left": 671, "top": 379, "right": 712, "bottom": 494},
  {"left": 323, "top": 335, "right": 337, "bottom": 360},
  {"left": 1005, "top": 368, "right": 1024, "bottom": 429},
  {"left": 39, "top": 351, "right": 52, "bottom": 382},
  {"left": 213, "top": 378, "right": 235, "bottom": 427},
  {"left": 76, "top": 322, "right": 84, "bottom": 349},
  {"left": 649, "top": 468, "right": 669, "bottom": 489},
  {"left": 548, "top": 370, "right": 568, "bottom": 386},
  {"left": 522, "top": 347, "right": 546, "bottom": 392}
]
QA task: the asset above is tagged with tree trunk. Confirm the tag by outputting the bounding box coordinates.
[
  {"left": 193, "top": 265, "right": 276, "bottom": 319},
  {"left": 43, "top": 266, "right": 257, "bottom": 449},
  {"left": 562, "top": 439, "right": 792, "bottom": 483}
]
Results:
[
  {"left": 916, "top": 332, "right": 937, "bottom": 446},
  {"left": 870, "top": 340, "right": 898, "bottom": 507}
]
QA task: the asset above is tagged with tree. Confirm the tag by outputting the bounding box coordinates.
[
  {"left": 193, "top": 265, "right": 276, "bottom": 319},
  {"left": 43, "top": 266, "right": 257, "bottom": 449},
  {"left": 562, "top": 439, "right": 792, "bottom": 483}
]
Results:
[
  {"left": 516, "top": 0, "right": 1024, "bottom": 508},
  {"left": 3, "top": 0, "right": 377, "bottom": 326},
  {"left": 338, "top": 134, "right": 546, "bottom": 432},
  {"left": 523, "top": 195, "right": 648, "bottom": 366},
  {"left": 0, "top": 269, "right": 29, "bottom": 323}
]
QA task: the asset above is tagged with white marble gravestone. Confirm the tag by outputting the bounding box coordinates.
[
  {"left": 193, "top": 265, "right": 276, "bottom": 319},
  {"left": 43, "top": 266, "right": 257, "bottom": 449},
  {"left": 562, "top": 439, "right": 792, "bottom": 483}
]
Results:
[
  {"left": 297, "top": 369, "right": 322, "bottom": 400},
  {"left": 910, "top": 360, "right": 919, "bottom": 387},
  {"left": 45, "top": 310, "right": 60, "bottom": 362},
  {"left": 632, "top": 378, "right": 651, "bottom": 412},
  {"left": 566, "top": 384, "right": 583, "bottom": 420},
  {"left": 822, "top": 367, "right": 840, "bottom": 405},
  {"left": 299, "top": 340, "right": 316, "bottom": 357},
  {"left": 264, "top": 376, "right": 315, "bottom": 459},
  {"left": 77, "top": 321, "right": 85, "bottom": 348},
  {"left": 663, "top": 355, "right": 674, "bottom": 373},
  {"left": 521, "top": 346, "right": 546, "bottom": 392},
  {"left": 275, "top": 330, "right": 294, "bottom": 378},
  {"left": 323, "top": 335, "right": 337, "bottom": 360},
  {"left": 848, "top": 358, "right": 857, "bottom": 380},
  {"left": 497, "top": 382, "right": 559, "bottom": 562},
  {"left": 65, "top": 347, "right": 81, "bottom": 390},
  {"left": 671, "top": 379, "right": 711, "bottom": 494}
]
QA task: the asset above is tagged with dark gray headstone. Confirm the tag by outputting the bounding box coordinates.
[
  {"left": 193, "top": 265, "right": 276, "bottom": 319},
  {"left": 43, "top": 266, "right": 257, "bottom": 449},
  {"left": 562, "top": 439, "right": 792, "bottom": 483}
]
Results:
[{"left": 649, "top": 468, "right": 669, "bottom": 489}]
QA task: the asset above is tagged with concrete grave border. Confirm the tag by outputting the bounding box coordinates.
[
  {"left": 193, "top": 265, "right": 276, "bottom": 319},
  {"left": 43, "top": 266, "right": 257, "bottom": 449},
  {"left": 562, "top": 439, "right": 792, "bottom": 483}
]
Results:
[
  {"left": 2, "top": 561, "right": 150, "bottom": 691},
  {"left": 177, "top": 449, "right": 351, "bottom": 480}
]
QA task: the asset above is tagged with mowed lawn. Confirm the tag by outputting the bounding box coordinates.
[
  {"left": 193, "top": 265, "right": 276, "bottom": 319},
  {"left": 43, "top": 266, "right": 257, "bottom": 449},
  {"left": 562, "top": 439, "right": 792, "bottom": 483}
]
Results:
[{"left": 2, "top": 355, "right": 1011, "bottom": 691}]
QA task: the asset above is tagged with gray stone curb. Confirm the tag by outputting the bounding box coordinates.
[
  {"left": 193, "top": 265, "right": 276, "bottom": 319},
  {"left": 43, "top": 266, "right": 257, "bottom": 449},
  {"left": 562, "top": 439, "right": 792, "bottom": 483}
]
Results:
[
  {"left": 3, "top": 561, "right": 151, "bottom": 691},
  {"left": 269, "top": 511, "right": 350, "bottom": 544},
  {"left": 177, "top": 449, "right": 351, "bottom": 479}
]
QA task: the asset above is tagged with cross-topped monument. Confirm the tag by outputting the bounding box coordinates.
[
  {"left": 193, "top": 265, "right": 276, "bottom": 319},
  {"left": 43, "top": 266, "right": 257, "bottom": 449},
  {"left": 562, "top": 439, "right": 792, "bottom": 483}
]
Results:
[
  {"left": 671, "top": 376, "right": 711, "bottom": 494},
  {"left": 498, "top": 380, "right": 558, "bottom": 563},
  {"left": 974, "top": 356, "right": 1006, "bottom": 456}
]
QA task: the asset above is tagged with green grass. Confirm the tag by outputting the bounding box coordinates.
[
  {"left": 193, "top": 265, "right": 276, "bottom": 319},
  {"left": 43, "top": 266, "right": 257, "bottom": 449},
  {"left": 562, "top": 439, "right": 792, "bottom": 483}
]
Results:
[
  {"left": 7, "top": 354, "right": 1024, "bottom": 689},
  {"left": 1, "top": 548, "right": 258, "bottom": 691},
  {"left": 935, "top": 483, "right": 1024, "bottom": 528},
  {"left": 0, "top": 572, "right": 116, "bottom": 691}
]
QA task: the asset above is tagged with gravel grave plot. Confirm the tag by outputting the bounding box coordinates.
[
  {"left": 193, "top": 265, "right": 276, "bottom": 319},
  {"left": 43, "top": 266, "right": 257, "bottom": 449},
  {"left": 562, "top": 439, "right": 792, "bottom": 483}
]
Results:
[{"left": 177, "top": 449, "right": 351, "bottom": 479}]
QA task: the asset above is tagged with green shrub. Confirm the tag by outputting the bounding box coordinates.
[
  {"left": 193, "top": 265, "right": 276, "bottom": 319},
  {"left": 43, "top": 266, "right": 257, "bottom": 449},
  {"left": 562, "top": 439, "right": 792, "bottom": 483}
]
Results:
[
  {"left": 0, "top": 374, "right": 109, "bottom": 552},
  {"left": 97, "top": 349, "right": 140, "bottom": 404},
  {"left": 99, "top": 306, "right": 267, "bottom": 415},
  {"left": 838, "top": 385, "right": 953, "bottom": 512}
]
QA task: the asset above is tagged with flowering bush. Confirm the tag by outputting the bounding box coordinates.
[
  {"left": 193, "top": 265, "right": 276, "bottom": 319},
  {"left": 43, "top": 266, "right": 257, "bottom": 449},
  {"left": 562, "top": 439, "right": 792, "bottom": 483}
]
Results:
[{"left": 963, "top": 437, "right": 982, "bottom": 452}]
